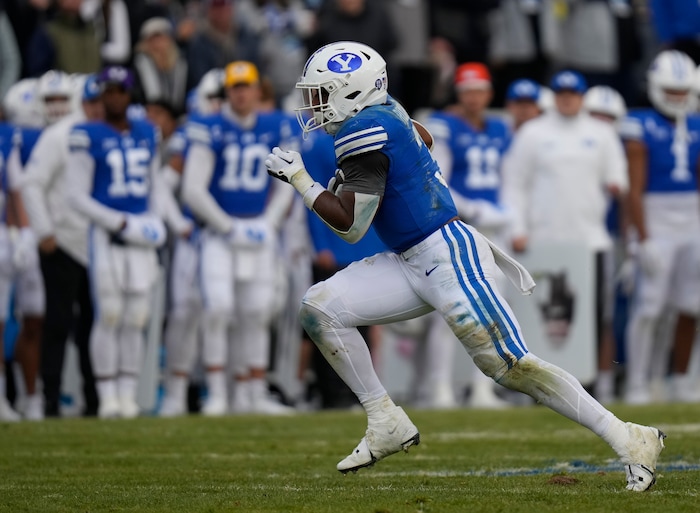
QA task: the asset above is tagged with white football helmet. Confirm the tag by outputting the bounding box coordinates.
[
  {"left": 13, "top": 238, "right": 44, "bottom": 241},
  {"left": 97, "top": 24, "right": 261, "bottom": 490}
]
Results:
[
  {"left": 37, "top": 69, "right": 74, "bottom": 124},
  {"left": 2, "top": 78, "right": 44, "bottom": 128},
  {"left": 195, "top": 68, "right": 224, "bottom": 115},
  {"left": 584, "top": 85, "right": 627, "bottom": 122},
  {"left": 647, "top": 50, "right": 697, "bottom": 117},
  {"left": 295, "top": 41, "right": 388, "bottom": 135}
]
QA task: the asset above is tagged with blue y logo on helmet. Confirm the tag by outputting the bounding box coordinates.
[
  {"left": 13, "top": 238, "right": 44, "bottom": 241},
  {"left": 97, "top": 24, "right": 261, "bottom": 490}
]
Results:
[{"left": 327, "top": 53, "right": 362, "bottom": 73}]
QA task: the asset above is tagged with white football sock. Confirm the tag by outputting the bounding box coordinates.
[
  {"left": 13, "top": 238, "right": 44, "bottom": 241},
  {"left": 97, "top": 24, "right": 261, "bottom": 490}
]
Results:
[
  {"left": 164, "top": 311, "right": 199, "bottom": 373},
  {"left": 90, "top": 321, "right": 118, "bottom": 377},
  {"left": 97, "top": 378, "right": 117, "bottom": 402},
  {"left": 625, "top": 315, "right": 656, "bottom": 391},
  {"left": 117, "top": 374, "right": 138, "bottom": 402},
  {"left": 498, "top": 354, "right": 618, "bottom": 438},
  {"left": 206, "top": 370, "right": 227, "bottom": 401}
]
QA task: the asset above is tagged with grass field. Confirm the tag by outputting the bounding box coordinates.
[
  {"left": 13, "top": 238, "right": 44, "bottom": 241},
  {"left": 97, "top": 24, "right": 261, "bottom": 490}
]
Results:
[{"left": 2, "top": 403, "right": 700, "bottom": 513}]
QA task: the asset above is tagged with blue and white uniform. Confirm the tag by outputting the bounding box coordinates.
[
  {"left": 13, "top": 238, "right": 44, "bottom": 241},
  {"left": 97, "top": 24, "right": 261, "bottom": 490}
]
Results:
[
  {"left": 619, "top": 109, "right": 700, "bottom": 316},
  {"left": 182, "top": 106, "right": 298, "bottom": 414},
  {"left": 0, "top": 123, "right": 46, "bottom": 322},
  {"left": 302, "top": 97, "right": 533, "bottom": 381},
  {"left": 66, "top": 117, "right": 166, "bottom": 415}
]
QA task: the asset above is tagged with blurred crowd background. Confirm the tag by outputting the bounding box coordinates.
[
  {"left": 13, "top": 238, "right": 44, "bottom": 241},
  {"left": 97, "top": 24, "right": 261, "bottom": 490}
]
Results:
[{"left": 1, "top": 0, "right": 700, "bottom": 422}]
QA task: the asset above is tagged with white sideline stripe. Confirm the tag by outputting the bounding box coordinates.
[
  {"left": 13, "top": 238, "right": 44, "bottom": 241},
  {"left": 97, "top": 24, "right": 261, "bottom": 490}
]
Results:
[{"left": 365, "top": 460, "right": 700, "bottom": 478}]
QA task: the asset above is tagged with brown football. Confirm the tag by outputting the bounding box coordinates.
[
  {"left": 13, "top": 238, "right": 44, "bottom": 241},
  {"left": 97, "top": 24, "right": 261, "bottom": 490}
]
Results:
[{"left": 412, "top": 119, "right": 433, "bottom": 150}]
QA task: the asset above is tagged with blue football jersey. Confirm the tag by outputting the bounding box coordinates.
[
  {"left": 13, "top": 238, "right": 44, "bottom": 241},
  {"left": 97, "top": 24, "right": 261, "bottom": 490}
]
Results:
[
  {"left": 186, "top": 110, "right": 298, "bottom": 217},
  {"left": 69, "top": 120, "right": 158, "bottom": 214},
  {"left": 13, "top": 126, "right": 43, "bottom": 167},
  {"left": 334, "top": 97, "right": 458, "bottom": 253},
  {"left": 427, "top": 112, "right": 511, "bottom": 204},
  {"left": 620, "top": 109, "right": 700, "bottom": 193}
]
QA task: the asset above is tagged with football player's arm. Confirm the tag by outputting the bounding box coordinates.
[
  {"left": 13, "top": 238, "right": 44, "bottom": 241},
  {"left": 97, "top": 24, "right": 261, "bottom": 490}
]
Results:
[
  {"left": 307, "top": 152, "right": 385, "bottom": 244},
  {"left": 20, "top": 128, "right": 61, "bottom": 241},
  {"left": 65, "top": 131, "right": 126, "bottom": 232},
  {"left": 181, "top": 142, "right": 234, "bottom": 233},
  {"left": 5, "top": 146, "right": 29, "bottom": 228},
  {"left": 624, "top": 138, "right": 648, "bottom": 242},
  {"left": 151, "top": 154, "right": 192, "bottom": 236}
]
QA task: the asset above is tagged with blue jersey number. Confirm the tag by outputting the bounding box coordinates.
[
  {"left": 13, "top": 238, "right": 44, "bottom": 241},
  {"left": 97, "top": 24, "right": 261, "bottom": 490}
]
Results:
[
  {"left": 218, "top": 143, "right": 269, "bottom": 192},
  {"left": 106, "top": 147, "right": 151, "bottom": 198}
]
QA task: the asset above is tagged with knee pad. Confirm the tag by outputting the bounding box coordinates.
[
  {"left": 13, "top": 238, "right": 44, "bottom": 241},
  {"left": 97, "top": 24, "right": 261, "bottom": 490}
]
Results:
[
  {"left": 123, "top": 293, "right": 151, "bottom": 330},
  {"left": 95, "top": 294, "right": 123, "bottom": 329}
]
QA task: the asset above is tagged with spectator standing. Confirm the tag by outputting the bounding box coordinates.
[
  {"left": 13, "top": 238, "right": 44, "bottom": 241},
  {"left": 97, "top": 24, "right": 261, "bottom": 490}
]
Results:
[
  {"left": 186, "top": 0, "right": 260, "bottom": 89},
  {"left": 26, "top": 0, "right": 103, "bottom": 76},
  {"left": 237, "top": 0, "right": 315, "bottom": 108},
  {"left": 133, "top": 17, "right": 190, "bottom": 114},
  {"left": 307, "top": 0, "right": 398, "bottom": 74}
]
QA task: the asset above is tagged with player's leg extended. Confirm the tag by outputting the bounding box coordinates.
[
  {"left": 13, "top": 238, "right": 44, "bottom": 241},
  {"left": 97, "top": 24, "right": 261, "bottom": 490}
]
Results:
[
  {"left": 438, "top": 222, "right": 665, "bottom": 491},
  {"left": 301, "top": 251, "right": 431, "bottom": 472},
  {"left": 161, "top": 237, "right": 201, "bottom": 417},
  {"left": 199, "top": 232, "right": 234, "bottom": 416}
]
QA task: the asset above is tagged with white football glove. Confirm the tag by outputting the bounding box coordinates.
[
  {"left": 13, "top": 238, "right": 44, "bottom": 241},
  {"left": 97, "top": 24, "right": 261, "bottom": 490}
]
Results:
[
  {"left": 265, "top": 146, "right": 325, "bottom": 209},
  {"left": 615, "top": 257, "right": 637, "bottom": 296},
  {"left": 637, "top": 239, "right": 662, "bottom": 277},
  {"left": 11, "top": 227, "right": 38, "bottom": 271},
  {"left": 226, "top": 217, "right": 272, "bottom": 248},
  {"left": 118, "top": 214, "right": 167, "bottom": 248},
  {"left": 265, "top": 147, "right": 306, "bottom": 184},
  {"left": 327, "top": 169, "right": 345, "bottom": 195}
]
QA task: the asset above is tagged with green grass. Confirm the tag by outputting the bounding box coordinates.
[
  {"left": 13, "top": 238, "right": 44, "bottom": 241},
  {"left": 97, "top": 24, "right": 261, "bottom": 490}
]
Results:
[{"left": 1, "top": 403, "right": 700, "bottom": 512}]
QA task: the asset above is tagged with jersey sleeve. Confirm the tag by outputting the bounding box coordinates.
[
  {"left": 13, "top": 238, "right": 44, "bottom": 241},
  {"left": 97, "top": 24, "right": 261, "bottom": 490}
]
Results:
[
  {"left": 619, "top": 114, "right": 645, "bottom": 141},
  {"left": 68, "top": 125, "right": 92, "bottom": 153},
  {"left": 334, "top": 118, "right": 389, "bottom": 164},
  {"left": 185, "top": 119, "right": 213, "bottom": 147}
]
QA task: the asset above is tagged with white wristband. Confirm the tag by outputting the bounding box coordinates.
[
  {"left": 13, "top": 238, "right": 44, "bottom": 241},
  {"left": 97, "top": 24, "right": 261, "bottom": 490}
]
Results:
[{"left": 302, "top": 182, "right": 325, "bottom": 210}]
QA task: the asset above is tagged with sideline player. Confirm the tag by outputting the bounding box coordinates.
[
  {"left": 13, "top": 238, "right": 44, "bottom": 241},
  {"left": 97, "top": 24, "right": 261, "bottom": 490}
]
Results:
[
  {"left": 66, "top": 66, "right": 167, "bottom": 419},
  {"left": 182, "top": 61, "right": 297, "bottom": 415},
  {"left": 21, "top": 74, "right": 104, "bottom": 417},
  {"left": 265, "top": 41, "right": 665, "bottom": 491},
  {"left": 620, "top": 50, "right": 700, "bottom": 404},
  {"left": 158, "top": 69, "right": 225, "bottom": 417}
]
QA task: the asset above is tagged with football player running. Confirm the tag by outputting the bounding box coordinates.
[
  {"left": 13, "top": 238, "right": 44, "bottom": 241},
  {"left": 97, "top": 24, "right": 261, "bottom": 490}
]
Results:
[
  {"left": 620, "top": 50, "right": 700, "bottom": 404},
  {"left": 265, "top": 41, "right": 666, "bottom": 491},
  {"left": 66, "top": 66, "right": 168, "bottom": 419},
  {"left": 182, "top": 61, "right": 297, "bottom": 416}
]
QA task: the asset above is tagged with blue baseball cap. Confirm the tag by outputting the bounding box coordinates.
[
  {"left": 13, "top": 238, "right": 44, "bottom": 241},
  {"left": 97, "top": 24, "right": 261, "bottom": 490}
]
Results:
[
  {"left": 97, "top": 66, "right": 134, "bottom": 91},
  {"left": 82, "top": 74, "right": 101, "bottom": 101},
  {"left": 550, "top": 70, "right": 587, "bottom": 94},
  {"left": 506, "top": 79, "right": 540, "bottom": 101}
]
